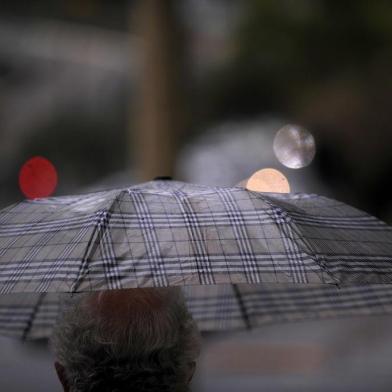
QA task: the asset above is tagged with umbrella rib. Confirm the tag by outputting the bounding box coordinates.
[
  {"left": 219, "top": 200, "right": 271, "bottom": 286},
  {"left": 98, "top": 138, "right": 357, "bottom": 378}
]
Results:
[
  {"left": 259, "top": 195, "right": 339, "bottom": 285},
  {"left": 71, "top": 191, "right": 124, "bottom": 293},
  {"left": 233, "top": 284, "right": 251, "bottom": 330},
  {"left": 21, "top": 292, "right": 45, "bottom": 340}
]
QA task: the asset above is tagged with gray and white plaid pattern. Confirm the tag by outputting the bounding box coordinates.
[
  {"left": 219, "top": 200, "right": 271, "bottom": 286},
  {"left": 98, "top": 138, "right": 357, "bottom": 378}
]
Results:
[
  {"left": 0, "top": 180, "right": 392, "bottom": 338},
  {"left": 2, "top": 284, "right": 392, "bottom": 339}
]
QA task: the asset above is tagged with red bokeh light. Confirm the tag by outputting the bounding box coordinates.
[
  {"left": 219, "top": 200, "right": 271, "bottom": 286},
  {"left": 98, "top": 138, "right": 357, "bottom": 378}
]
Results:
[{"left": 19, "top": 156, "right": 58, "bottom": 199}]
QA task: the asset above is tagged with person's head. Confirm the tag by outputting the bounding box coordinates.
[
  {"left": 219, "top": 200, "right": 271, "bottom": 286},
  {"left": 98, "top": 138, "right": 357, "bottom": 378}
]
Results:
[{"left": 51, "top": 287, "right": 200, "bottom": 392}]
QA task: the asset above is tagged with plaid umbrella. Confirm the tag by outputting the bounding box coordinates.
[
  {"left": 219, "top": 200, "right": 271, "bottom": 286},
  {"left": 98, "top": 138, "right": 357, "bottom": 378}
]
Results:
[{"left": 1, "top": 180, "right": 392, "bottom": 339}]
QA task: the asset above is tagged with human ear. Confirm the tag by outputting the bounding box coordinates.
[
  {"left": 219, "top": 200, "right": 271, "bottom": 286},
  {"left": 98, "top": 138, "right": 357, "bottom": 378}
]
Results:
[
  {"left": 54, "top": 361, "right": 70, "bottom": 392},
  {"left": 187, "top": 361, "right": 197, "bottom": 384}
]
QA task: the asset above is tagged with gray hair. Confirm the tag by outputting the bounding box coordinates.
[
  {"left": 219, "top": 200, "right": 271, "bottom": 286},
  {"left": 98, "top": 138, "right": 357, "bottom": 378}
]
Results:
[{"left": 51, "top": 288, "right": 201, "bottom": 392}]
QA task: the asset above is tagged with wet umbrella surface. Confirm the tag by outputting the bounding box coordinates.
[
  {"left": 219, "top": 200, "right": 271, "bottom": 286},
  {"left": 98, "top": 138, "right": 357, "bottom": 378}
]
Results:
[{"left": 0, "top": 180, "right": 392, "bottom": 339}]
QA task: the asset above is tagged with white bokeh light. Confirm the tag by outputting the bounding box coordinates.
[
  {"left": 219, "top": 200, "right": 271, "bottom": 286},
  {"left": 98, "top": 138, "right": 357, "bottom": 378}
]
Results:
[{"left": 273, "top": 125, "right": 316, "bottom": 169}]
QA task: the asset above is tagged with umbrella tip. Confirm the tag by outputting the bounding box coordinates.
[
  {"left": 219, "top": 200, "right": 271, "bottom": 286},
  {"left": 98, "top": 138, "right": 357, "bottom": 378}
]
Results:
[{"left": 153, "top": 176, "right": 173, "bottom": 181}]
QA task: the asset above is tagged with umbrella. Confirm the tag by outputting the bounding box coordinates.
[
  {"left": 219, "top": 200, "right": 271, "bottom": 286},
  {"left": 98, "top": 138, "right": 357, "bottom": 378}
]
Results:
[{"left": 1, "top": 179, "right": 392, "bottom": 339}]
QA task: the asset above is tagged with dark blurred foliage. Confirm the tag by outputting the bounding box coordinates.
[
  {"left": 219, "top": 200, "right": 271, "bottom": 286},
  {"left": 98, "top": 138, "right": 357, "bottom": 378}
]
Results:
[
  {"left": 197, "top": 0, "right": 392, "bottom": 219},
  {"left": 202, "top": 0, "right": 391, "bottom": 120},
  {"left": 1, "top": 0, "right": 392, "bottom": 220},
  {"left": 0, "top": 0, "right": 131, "bottom": 30},
  {"left": 0, "top": 1, "right": 132, "bottom": 205}
]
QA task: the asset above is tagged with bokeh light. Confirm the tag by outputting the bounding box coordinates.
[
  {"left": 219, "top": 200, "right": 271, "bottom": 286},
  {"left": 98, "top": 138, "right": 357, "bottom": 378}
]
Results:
[
  {"left": 273, "top": 125, "right": 316, "bottom": 169},
  {"left": 19, "top": 156, "right": 58, "bottom": 199},
  {"left": 245, "top": 168, "right": 290, "bottom": 193}
]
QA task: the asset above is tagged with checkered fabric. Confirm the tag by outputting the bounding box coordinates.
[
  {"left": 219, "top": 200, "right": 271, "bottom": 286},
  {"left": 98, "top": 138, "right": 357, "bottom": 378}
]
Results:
[
  {"left": 1, "top": 284, "right": 392, "bottom": 339},
  {"left": 0, "top": 180, "right": 392, "bottom": 338}
]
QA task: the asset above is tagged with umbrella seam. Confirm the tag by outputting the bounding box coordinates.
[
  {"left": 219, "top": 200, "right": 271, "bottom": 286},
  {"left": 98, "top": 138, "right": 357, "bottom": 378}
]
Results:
[
  {"left": 71, "top": 190, "right": 126, "bottom": 293},
  {"left": 257, "top": 194, "right": 340, "bottom": 285}
]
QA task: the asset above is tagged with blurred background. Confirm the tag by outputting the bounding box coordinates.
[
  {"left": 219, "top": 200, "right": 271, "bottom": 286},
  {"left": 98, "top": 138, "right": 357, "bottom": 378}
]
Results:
[{"left": 1, "top": 0, "right": 392, "bottom": 390}]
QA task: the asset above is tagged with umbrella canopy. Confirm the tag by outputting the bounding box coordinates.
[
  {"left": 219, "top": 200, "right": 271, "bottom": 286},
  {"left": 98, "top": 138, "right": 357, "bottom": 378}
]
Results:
[
  {"left": 1, "top": 180, "right": 392, "bottom": 338},
  {"left": 2, "top": 284, "right": 392, "bottom": 339}
]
